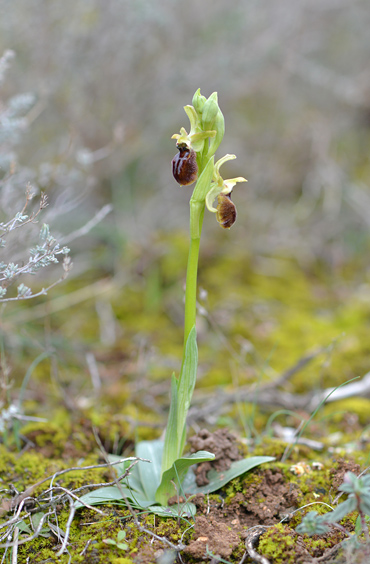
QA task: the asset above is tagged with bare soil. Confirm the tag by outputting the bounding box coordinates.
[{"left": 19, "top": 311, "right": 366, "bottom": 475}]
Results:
[{"left": 2, "top": 419, "right": 368, "bottom": 564}]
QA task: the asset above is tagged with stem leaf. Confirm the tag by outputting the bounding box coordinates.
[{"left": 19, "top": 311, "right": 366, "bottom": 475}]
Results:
[
  {"left": 177, "top": 326, "right": 198, "bottom": 454},
  {"left": 136, "top": 440, "right": 163, "bottom": 501},
  {"left": 148, "top": 501, "right": 197, "bottom": 518},
  {"left": 182, "top": 456, "right": 275, "bottom": 494},
  {"left": 155, "top": 450, "right": 215, "bottom": 505},
  {"left": 191, "top": 156, "right": 214, "bottom": 205},
  {"left": 75, "top": 484, "right": 155, "bottom": 509},
  {"left": 161, "top": 374, "right": 179, "bottom": 473}
]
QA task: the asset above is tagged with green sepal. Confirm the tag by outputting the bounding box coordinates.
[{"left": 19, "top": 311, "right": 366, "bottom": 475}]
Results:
[
  {"left": 201, "top": 92, "right": 219, "bottom": 131},
  {"left": 191, "top": 130, "right": 216, "bottom": 153},
  {"left": 207, "top": 109, "right": 225, "bottom": 157},
  {"left": 205, "top": 182, "right": 220, "bottom": 213},
  {"left": 184, "top": 105, "right": 200, "bottom": 133},
  {"left": 192, "top": 88, "right": 206, "bottom": 115}
]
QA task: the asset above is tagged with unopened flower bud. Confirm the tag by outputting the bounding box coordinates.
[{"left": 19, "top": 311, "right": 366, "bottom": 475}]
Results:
[
  {"left": 172, "top": 144, "right": 198, "bottom": 186},
  {"left": 192, "top": 88, "right": 206, "bottom": 115},
  {"left": 216, "top": 193, "right": 237, "bottom": 229},
  {"left": 208, "top": 110, "right": 225, "bottom": 157},
  {"left": 201, "top": 92, "right": 219, "bottom": 131}
]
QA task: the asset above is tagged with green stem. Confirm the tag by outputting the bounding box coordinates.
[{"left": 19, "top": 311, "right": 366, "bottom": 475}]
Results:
[
  {"left": 183, "top": 205, "right": 205, "bottom": 351},
  {"left": 161, "top": 154, "right": 213, "bottom": 476}
]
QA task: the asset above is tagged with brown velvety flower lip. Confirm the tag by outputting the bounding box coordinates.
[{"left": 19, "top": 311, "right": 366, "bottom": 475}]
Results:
[{"left": 172, "top": 144, "right": 198, "bottom": 186}]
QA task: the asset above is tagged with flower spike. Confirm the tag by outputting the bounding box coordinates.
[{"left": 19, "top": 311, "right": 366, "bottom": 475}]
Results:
[{"left": 171, "top": 91, "right": 246, "bottom": 227}]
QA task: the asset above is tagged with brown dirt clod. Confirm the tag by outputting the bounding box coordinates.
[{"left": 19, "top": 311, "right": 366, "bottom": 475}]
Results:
[{"left": 188, "top": 428, "right": 243, "bottom": 486}]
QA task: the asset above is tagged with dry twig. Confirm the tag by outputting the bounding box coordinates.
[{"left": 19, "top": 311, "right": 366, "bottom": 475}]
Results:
[{"left": 243, "top": 526, "right": 270, "bottom": 564}]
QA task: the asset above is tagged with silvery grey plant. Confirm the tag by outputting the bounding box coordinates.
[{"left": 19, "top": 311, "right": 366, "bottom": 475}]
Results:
[{"left": 0, "top": 50, "right": 72, "bottom": 303}]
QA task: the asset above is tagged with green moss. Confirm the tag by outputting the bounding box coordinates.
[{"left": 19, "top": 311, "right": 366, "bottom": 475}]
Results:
[
  {"left": 258, "top": 524, "right": 297, "bottom": 564},
  {"left": 223, "top": 470, "right": 265, "bottom": 504},
  {"left": 16, "top": 507, "right": 147, "bottom": 564},
  {"left": 0, "top": 445, "right": 63, "bottom": 490},
  {"left": 155, "top": 518, "right": 182, "bottom": 541},
  {"left": 22, "top": 420, "right": 71, "bottom": 453},
  {"left": 224, "top": 476, "right": 246, "bottom": 502},
  {"left": 253, "top": 438, "right": 288, "bottom": 459},
  {"left": 198, "top": 248, "right": 370, "bottom": 395},
  {"left": 322, "top": 397, "right": 370, "bottom": 426},
  {"left": 303, "top": 536, "right": 328, "bottom": 553}
]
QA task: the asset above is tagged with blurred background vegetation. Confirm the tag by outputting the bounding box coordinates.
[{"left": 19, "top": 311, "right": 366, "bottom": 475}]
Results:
[{"left": 1, "top": 0, "right": 370, "bottom": 442}]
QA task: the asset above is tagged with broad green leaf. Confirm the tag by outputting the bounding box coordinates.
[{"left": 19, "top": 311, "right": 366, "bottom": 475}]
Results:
[
  {"left": 108, "top": 454, "right": 138, "bottom": 475},
  {"left": 182, "top": 456, "right": 275, "bottom": 494},
  {"left": 177, "top": 326, "right": 197, "bottom": 452},
  {"left": 122, "top": 469, "right": 146, "bottom": 497},
  {"left": 108, "top": 454, "right": 147, "bottom": 497},
  {"left": 148, "top": 501, "right": 196, "bottom": 518},
  {"left": 355, "top": 515, "right": 362, "bottom": 536},
  {"left": 179, "top": 425, "right": 187, "bottom": 467},
  {"left": 17, "top": 520, "right": 32, "bottom": 535},
  {"left": 103, "top": 539, "right": 116, "bottom": 546},
  {"left": 30, "top": 512, "right": 45, "bottom": 530},
  {"left": 327, "top": 498, "right": 357, "bottom": 523},
  {"left": 181, "top": 467, "right": 198, "bottom": 492},
  {"left": 354, "top": 514, "right": 370, "bottom": 535},
  {"left": 76, "top": 484, "right": 196, "bottom": 519},
  {"left": 117, "top": 543, "right": 129, "bottom": 550},
  {"left": 136, "top": 440, "right": 163, "bottom": 501},
  {"left": 77, "top": 445, "right": 164, "bottom": 511},
  {"left": 155, "top": 450, "right": 215, "bottom": 505},
  {"left": 75, "top": 485, "right": 155, "bottom": 510},
  {"left": 27, "top": 512, "right": 50, "bottom": 537},
  {"left": 161, "top": 374, "right": 179, "bottom": 473}
]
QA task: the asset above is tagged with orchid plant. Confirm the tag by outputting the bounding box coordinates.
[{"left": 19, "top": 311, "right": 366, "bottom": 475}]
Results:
[{"left": 78, "top": 90, "right": 273, "bottom": 517}]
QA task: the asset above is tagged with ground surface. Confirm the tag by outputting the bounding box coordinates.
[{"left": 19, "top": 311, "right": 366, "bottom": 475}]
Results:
[
  {"left": 0, "top": 423, "right": 368, "bottom": 563},
  {"left": 1, "top": 236, "right": 370, "bottom": 563}
]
